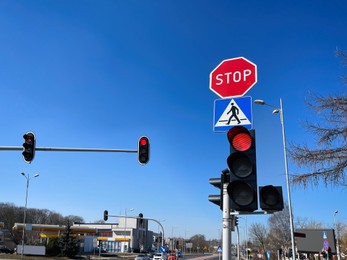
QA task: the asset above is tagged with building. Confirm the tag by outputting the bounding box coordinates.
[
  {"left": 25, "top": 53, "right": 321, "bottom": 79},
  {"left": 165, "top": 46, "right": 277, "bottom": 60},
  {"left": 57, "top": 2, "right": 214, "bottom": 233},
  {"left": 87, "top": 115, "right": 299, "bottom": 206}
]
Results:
[
  {"left": 74, "top": 217, "right": 154, "bottom": 253},
  {"left": 12, "top": 216, "right": 160, "bottom": 254}
]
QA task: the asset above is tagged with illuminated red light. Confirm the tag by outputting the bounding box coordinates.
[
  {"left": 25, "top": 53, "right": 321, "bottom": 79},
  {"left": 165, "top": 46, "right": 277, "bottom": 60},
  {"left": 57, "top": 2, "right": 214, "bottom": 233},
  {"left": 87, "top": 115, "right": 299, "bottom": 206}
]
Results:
[
  {"left": 140, "top": 138, "right": 147, "bottom": 146},
  {"left": 232, "top": 133, "right": 252, "bottom": 151},
  {"left": 227, "top": 126, "right": 252, "bottom": 152}
]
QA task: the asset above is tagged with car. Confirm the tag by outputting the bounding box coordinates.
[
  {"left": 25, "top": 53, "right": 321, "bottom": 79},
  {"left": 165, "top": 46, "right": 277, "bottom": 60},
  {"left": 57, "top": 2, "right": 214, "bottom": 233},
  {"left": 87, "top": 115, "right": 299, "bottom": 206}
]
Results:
[
  {"left": 0, "top": 245, "right": 14, "bottom": 254},
  {"left": 135, "top": 254, "right": 150, "bottom": 260},
  {"left": 153, "top": 252, "right": 167, "bottom": 260},
  {"left": 168, "top": 253, "right": 177, "bottom": 260}
]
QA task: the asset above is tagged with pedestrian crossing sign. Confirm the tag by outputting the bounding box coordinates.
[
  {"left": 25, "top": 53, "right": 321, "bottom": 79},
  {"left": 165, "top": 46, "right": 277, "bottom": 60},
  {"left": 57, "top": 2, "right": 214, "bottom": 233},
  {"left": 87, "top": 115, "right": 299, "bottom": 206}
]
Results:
[{"left": 213, "top": 96, "right": 253, "bottom": 132}]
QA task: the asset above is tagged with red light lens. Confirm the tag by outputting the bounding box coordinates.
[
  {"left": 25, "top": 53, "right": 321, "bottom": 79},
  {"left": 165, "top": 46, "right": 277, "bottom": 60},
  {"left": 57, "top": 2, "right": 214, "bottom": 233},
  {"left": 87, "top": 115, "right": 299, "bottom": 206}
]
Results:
[
  {"left": 232, "top": 133, "right": 252, "bottom": 151},
  {"left": 140, "top": 138, "right": 147, "bottom": 146}
]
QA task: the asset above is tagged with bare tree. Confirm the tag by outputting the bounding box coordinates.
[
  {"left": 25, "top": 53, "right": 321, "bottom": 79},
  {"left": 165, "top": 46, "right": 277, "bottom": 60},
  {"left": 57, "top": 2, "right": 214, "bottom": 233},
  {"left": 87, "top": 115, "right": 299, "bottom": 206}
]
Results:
[
  {"left": 267, "top": 204, "right": 291, "bottom": 253},
  {"left": 289, "top": 49, "right": 347, "bottom": 187},
  {"left": 249, "top": 222, "right": 268, "bottom": 255},
  {"left": 295, "top": 217, "right": 323, "bottom": 229}
]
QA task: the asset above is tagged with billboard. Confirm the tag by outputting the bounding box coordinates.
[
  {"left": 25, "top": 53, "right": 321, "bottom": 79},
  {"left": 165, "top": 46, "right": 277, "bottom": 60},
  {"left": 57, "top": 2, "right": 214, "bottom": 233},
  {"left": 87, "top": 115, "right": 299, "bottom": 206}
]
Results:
[{"left": 296, "top": 229, "right": 336, "bottom": 254}]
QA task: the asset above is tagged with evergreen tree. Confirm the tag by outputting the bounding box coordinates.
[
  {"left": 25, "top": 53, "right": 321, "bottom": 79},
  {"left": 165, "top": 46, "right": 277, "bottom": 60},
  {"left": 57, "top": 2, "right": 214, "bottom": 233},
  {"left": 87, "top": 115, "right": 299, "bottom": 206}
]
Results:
[{"left": 58, "top": 221, "right": 80, "bottom": 258}]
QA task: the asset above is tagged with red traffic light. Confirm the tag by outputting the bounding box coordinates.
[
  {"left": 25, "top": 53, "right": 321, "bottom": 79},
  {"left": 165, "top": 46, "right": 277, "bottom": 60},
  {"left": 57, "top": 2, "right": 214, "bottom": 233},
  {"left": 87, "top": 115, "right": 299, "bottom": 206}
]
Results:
[
  {"left": 140, "top": 138, "right": 147, "bottom": 146},
  {"left": 138, "top": 136, "right": 150, "bottom": 165},
  {"left": 227, "top": 126, "right": 253, "bottom": 152},
  {"left": 227, "top": 126, "right": 257, "bottom": 212},
  {"left": 22, "top": 132, "right": 36, "bottom": 163}
]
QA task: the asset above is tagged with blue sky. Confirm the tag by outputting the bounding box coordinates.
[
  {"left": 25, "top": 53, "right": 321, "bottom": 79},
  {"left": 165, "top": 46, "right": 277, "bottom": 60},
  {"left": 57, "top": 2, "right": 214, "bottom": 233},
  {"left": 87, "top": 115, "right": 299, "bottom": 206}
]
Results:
[{"left": 0, "top": 1, "right": 346, "bottom": 241}]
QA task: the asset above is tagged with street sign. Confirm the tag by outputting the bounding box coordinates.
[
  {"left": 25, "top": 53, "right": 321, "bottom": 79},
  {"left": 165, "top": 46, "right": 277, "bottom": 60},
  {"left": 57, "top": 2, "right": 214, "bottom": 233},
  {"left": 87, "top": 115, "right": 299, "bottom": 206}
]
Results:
[
  {"left": 210, "top": 57, "right": 257, "bottom": 98},
  {"left": 213, "top": 96, "right": 252, "bottom": 132}
]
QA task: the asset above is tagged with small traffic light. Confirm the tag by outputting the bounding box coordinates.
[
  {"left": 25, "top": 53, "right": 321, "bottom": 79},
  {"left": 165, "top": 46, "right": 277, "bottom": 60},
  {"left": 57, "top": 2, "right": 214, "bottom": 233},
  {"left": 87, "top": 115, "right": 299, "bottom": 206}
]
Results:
[
  {"left": 259, "top": 185, "right": 284, "bottom": 213},
  {"left": 22, "top": 132, "right": 36, "bottom": 163},
  {"left": 208, "top": 169, "right": 229, "bottom": 210},
  {"left": 138, "top": 213, "right": 143, "bottom": 225},
  {"left": 227, "top": 126, "right": 257, "bottom": 212},
  {"left": 234, "top": 216, "right": 239, "bottom": 226},
  {"left": 138, "top": 136, "right": 150, "bottom": 165},
  {"left": 208, "top": 177, "right": 222, "bottom": 209},
  {"left": 103, "top": 210, "right": 108, "bottom": 221}
]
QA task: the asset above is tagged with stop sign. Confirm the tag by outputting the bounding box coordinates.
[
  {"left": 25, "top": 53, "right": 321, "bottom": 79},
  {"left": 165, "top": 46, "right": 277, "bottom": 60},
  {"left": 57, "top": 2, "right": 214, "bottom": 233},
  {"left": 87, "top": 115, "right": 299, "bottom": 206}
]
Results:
[{"left": 210, "top": 57, "right": 257, "bottom": 98}]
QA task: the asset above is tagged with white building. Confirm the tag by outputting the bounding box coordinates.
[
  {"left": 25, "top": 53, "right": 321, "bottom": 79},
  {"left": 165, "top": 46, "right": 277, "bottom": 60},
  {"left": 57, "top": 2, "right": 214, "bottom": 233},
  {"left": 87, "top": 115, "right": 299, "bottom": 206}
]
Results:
[{"left": 73, "top": 216, "right": 154, "bottom": 253}]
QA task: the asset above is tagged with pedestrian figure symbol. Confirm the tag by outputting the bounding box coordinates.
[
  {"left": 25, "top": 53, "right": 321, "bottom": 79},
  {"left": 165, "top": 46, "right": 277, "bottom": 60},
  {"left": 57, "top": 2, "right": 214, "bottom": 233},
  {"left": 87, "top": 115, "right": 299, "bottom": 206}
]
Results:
[
  {"left": 227, "top": 103, "right": 241, "bottom": 125},
  {"left": 213, "top": 97, "right": 252, "bottom": 132}
]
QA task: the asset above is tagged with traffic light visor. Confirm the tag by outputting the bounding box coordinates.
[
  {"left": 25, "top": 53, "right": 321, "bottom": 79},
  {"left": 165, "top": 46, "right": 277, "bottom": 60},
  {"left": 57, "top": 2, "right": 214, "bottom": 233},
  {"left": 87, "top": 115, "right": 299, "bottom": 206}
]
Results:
[{"left": 227, "top": 126, "right": 252, "bottom": 152}]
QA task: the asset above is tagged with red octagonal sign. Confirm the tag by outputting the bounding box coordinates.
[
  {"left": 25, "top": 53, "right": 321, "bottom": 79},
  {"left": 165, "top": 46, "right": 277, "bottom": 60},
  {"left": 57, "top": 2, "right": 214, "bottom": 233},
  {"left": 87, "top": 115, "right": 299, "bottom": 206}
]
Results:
[{"left": 210, "top": 57, "right": 257, "bottom": 98}]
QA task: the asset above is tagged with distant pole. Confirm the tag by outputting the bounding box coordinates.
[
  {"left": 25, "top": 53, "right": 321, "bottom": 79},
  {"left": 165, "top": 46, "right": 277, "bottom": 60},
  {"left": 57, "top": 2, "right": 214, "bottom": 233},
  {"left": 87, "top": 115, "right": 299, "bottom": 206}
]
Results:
[
  {"left": 124, "top": 208, "right": 134, "bottom": 253},
  {"left": 21, "top": 173, "right": 39, "bottom": 260},
  {"left": 334, "top": 210, "right": 341, "bottom": 260}
]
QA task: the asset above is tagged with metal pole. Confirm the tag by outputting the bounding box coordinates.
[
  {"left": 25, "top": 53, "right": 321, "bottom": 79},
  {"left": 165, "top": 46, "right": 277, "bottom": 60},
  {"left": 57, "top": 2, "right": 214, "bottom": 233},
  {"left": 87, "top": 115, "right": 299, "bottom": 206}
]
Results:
[
  {"left": 279, "top": 98, "right": 296, "bottom": 260},
  {"left": 0, "top": 146, "right": 137, "bottom": 153},
  {"left": 236, "top": 225, "right": 240, "bottom": 260},
  {"left": 222, "top": 183, "right": 231, "bottom": 260},
  {"left": 21, "top": 175, "right": 29, "bottom": 260},
  {"left": 334, "top": 211, "right": 341, "bottom": 260},
  {"left": 20, "top": 173, "right": 39, "bottom": 260}
]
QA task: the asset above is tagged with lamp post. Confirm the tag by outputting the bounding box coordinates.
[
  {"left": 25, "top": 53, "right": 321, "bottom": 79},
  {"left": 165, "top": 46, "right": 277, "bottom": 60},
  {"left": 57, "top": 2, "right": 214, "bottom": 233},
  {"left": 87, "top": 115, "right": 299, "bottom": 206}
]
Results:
[
  {"left": 254, "top": 98, "right": 296, "bottom": 260},
  {"left": 124, "top": 208, "right": 134, "bottom": 252},
  {"left": 20, "top": 172, "right": 39, "bottom": 260},
  {"left": 334, "top": 210, "right": 341, "bottom": 260}
]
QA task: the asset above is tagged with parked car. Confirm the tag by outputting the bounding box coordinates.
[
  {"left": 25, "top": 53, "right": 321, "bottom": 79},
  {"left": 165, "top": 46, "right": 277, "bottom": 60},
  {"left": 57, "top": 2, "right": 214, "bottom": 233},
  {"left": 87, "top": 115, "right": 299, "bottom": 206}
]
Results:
[
  {"left": 153, "top": 252, "right": 167, "bottom": 260},
  {"left": 0, "top": 245, "right": 14, "bottom": 254},
  {"left": 135, "top": 254, "right": 150, "bottom": 260}
]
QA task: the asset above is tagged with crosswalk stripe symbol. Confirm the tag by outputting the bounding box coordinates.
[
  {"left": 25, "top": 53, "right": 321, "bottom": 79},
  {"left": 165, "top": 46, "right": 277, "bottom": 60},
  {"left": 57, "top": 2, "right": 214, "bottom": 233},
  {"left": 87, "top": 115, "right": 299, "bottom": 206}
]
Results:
[{"left": 215, "top": 99, "right": 251, "bottom": 127}]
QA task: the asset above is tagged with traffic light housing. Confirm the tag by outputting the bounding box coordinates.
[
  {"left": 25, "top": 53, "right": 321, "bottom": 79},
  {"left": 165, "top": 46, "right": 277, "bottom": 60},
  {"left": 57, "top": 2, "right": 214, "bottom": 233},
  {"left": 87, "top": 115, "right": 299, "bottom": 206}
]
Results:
[
  {"left": 22, "top": 132, "right": 36, "bottom": 163},
  {"left": 208, "top": 177, "right": 222, "bottom": 208},
  {"left": 208, "top": 169, "right": 229, "bottom": 210},
  {"left": 227, "top": 126, "right": 258, "bottom": 212},
  {"left": 103, "top": 210, "right": 108, "bottom": 221},
  {"left": 234, "top": 216, "right": 239, "bottom": 226},
  {"left": 138, "top": 136, "right": 150, "bottom": 165},
  {"left": 259, "top": 185, "right": 284, "bottom": 213}
]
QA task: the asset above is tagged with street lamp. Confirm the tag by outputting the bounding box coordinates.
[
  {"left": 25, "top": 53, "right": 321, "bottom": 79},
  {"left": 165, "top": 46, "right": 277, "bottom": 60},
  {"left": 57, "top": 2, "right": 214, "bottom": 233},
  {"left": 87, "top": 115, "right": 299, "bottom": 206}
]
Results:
[
  {"left": 124, "top": 208, "right": 134, "bottom": 252},
  {"left": 254, "top": 98, "right": 296, "bottom": 260},
  {"left": 20, "top": 172, "right": 39, "bottom": 260},
  {"left": 334, "top": 210, "right": 341, "bottom": 260}
]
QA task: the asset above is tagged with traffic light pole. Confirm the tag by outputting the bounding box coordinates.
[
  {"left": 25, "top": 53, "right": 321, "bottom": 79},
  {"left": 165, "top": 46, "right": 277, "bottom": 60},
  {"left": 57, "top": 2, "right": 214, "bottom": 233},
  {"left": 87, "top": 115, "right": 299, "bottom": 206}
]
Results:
[
  {"left": 0, "top": 146, "right": 137, "bottom": 153},
  {"left": 222, "top": 182, "right": 231, "bottom": 260}
]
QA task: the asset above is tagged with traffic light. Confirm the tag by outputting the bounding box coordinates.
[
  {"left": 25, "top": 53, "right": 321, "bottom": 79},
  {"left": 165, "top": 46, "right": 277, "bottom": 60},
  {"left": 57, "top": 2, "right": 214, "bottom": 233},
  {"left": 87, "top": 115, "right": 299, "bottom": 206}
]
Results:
[
  {"left": 103, "top": 210, "right": 108, "bottom": 221},
  {"left": 208, "top": 169, "right": 229, "bottom": 210},
  {"left": 234, "top": 216, "right": 239, "bottom": 226},
  {"left": 259, "top": 185, "right": 284, "bottom": 213},
  {"left": 208, "top": 177, "right": 222, "bottom": 209},
  {"left": 22, "top": 132, "right": 36, "bottom": 163},
  {"left": 138, "top": 213, "right": 143, "bottom": 225},
  {"left": 227, "top": 126, "right": 257, "bottom": 212},
  {"left": 138, "top": 136, "right": 150, "bottom": 165}
]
